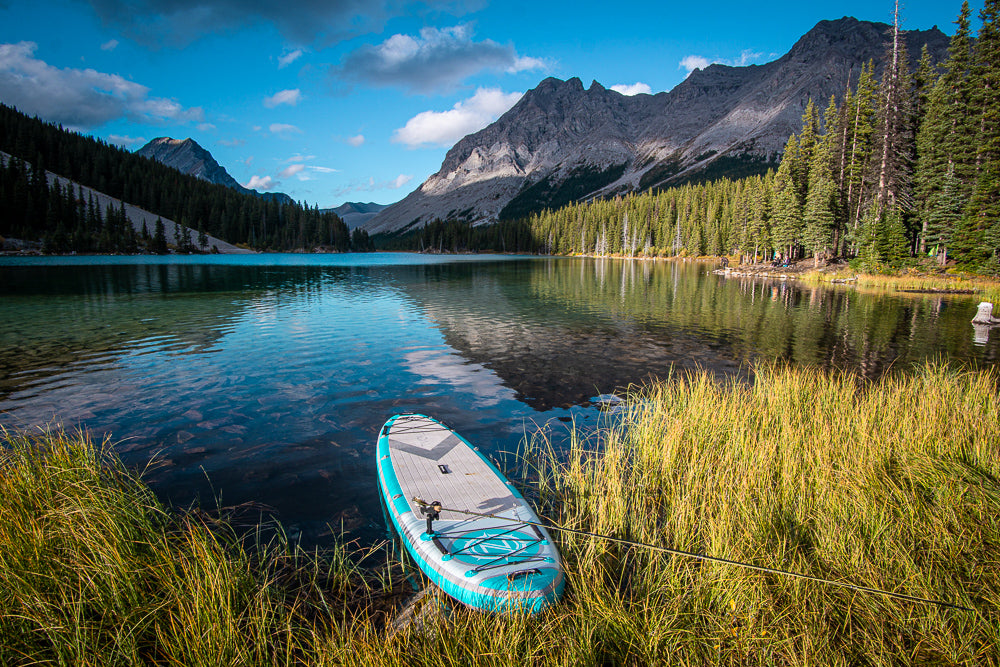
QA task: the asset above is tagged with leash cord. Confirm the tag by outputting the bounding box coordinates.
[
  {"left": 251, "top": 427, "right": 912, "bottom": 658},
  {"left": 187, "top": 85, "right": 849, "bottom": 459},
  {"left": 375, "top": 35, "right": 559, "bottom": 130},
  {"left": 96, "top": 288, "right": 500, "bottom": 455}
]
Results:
[{"left": 412, "top": 497, "right": 973, "bottom": 613}]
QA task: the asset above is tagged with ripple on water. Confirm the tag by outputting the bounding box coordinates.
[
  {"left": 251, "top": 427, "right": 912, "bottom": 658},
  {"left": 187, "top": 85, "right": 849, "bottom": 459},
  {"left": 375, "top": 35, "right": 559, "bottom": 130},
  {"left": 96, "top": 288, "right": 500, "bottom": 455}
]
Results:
[{"left": 1, "top": 255, "right": 997, "bottom": 547}]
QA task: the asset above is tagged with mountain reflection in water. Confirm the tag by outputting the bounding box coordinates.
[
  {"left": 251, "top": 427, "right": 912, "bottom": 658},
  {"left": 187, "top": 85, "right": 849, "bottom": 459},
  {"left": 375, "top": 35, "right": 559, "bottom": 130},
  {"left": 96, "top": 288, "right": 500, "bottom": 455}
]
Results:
[{"left": 0, "top": 254, "right": 995, "bottom": 546}]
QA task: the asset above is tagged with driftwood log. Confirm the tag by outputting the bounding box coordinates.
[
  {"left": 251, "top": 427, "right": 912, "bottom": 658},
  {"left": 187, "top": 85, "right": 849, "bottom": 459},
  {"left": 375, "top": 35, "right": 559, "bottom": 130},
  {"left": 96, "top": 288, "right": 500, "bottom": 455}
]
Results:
[{"left": 972, "top": 302, "right": 1000, "bottom": 325}]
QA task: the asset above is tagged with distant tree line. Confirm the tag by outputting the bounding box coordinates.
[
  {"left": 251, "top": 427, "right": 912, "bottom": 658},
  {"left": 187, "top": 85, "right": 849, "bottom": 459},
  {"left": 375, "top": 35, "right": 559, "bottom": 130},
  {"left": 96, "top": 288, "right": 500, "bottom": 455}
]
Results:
[
  {"left": 0, "top": 103, "right": 362, "bottom": 253},
  {"left": 0, "top": 155, "right": 143, "bottom": 253},
  {"left": 375, "top": 217, "right": 539, "bottom": 254},
  {"left": 384, "top": 0, "right": 999, "bottom": 273}
]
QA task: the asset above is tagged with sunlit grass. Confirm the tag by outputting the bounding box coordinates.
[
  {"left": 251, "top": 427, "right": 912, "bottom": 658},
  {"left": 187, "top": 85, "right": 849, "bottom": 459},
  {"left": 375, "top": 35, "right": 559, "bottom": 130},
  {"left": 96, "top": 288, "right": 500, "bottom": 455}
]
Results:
[
  {"left": 799, "top": 269, "right": 1000, "bottom": 303},
  {"left": 0, "top": 428, "right": 374, "bottom": 665},
  {"left": 521, "top": 362, "right": 1000, "bottom": 665},
  {"left": 3, "top": 361, "right": 999, "bottom": 665}
]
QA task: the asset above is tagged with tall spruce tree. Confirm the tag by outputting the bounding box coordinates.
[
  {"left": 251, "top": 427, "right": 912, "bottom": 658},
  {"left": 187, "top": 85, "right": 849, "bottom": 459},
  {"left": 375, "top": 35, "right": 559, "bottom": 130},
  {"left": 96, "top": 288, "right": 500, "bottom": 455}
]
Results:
[
  {"left": 771, "top": 135, "right": 803, "bottom": 260},
  {"left": 873, "top": 0, "right": 914, "bottom": 218},
  {"left": 844, "top": 61, "right": 879, "bottom": 252},
  {"left": 967, "top": 0, "right": 1000, "bottom": 267},
  {"left": 914, "top": 2, "right": 976, "bottom": 265},
  {"left": 803, "top": 122, "right": 838, "bottom": 265}
]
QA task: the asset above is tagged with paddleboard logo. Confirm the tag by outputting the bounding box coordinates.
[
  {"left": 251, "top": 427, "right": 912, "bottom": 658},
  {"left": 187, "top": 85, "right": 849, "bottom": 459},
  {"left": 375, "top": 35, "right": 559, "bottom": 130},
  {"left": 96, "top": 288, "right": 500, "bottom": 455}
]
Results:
[{"left": 448, "top": 530, "right": 542, "bottom": 563}]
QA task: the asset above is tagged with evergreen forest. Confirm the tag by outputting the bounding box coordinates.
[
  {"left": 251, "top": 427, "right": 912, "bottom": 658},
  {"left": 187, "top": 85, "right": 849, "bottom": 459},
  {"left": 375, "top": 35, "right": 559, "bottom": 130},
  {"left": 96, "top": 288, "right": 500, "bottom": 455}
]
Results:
[
  {"left": 388, "top": 0, "right": 1000, "bottom": 274},
  {"left": 1, "top": 0, "right": 996, "bottom": 268},
  {"left": 0, "top": 104, "right": 368, "bottom": 253}
]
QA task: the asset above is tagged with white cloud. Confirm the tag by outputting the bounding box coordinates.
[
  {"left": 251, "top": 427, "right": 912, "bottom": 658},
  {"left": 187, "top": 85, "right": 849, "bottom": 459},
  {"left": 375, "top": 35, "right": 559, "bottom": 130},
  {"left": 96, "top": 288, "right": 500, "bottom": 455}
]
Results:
[
  {"left": 273, "top": 160, "right": 338, "bottom": 182},
  {"left": 393, "top": 87, "right": 522, "bottom": 149},
  {"left": 244, "top": 175, "right": 276, "bottom": 190},
  {"left": 279, "top": 163, "right": 305, "bottom": 178},
  {"left": 107, "top": 134, "right": 144, "bottom": 146},
  {"left": 278, "top": 49, "right": 303, "bottom": 68},
  {"left": 679, "top": 49, "right": 767, "bottom": 76},
  {"left": 269, "top": 122, "right": 302, "bottom": 135},
  {"left": 100, "top": 39, "right": 118, "bottom": 51},
  {"left": 0, "top": 41, "right": 203, "bottom": 128},
  {"left": 197, "top": 122, "right": 216, "bottom": 131},
  {"left": 611, "top": 82, "right": 652, "bottom": 96},
  {"left": 679, "top": 55, "right": 712, "bottom": 74},
  {"left": 332, "top": 173, "right": 413, "bottom": 197},
  {"left": 218, "top": 137, "right": 245, "bottom": 147},
  {"left": 335, "top": 24, "right": 547, "bottom": 94},
  {"left": 263, "top": 88, "right": 301, "bottom": 108},
  {"left": 347, "top": 134, "right": 365, "bottom": 147},
  {"left": 734, "top": 49, "right": 765, "bottom": 66},
  {"left": 508, "top": 55, "right": 547, "bottom": 73}
]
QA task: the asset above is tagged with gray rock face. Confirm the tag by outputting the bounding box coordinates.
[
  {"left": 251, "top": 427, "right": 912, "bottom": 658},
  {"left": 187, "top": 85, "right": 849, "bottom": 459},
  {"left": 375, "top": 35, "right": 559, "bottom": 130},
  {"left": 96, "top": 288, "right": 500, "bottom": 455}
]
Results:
[
  {"left": 136, "top": 137, "right": 292, "bottom": 204},
  {"left": 137, "top": 137, "right": 244, "bottom": 189},
  {"left": 366, "top": 17, "right": 948, "bottom": 234},
  {"left": 327, "top": 202, "right": 389, "bottom": 230}
]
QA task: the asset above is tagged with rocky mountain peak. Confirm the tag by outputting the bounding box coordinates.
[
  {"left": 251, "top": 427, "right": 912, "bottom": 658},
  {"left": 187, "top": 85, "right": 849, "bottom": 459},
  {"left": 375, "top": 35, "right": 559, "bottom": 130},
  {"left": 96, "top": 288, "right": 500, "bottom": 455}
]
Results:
[
  {"left": 136, "top": 136, "right": 239, "bottom": 188},
  {"left": 366, "top": 17, "right": 950, "bottom": 235},
  {"left": 136, "top": 137, "right": 293, "bottom": 204}
]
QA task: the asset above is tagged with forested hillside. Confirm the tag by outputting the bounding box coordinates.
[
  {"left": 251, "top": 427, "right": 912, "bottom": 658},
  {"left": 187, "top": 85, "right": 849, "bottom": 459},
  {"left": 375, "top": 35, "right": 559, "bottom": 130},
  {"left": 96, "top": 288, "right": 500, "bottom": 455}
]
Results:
[
  {"left": 0, "top": 104, "right": 366, "bottom": 253},
  {"left": 387, "top": 0, "right": 1000, "bottom": 274}
]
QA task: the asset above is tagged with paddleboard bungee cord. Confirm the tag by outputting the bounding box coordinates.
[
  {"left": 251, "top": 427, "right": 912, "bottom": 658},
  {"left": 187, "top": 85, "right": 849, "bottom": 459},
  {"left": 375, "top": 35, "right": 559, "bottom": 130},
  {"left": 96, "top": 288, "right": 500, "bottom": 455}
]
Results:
[{"left": 411, "top": 498, "right": 973, "bottom": 613}]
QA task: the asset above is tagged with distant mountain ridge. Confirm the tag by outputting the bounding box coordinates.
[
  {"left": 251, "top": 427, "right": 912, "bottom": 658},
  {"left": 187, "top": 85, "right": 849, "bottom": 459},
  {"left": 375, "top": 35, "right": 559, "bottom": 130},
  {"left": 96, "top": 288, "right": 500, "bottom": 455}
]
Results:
[
  {"left": 136, "top": 137, "right": 293, "bottom": 204},
  {"left": 327, "top": 202, "right": 388, "bottom": 230},
  {"left": 365, "top": 17, "right": 949, "bottom": 234}
]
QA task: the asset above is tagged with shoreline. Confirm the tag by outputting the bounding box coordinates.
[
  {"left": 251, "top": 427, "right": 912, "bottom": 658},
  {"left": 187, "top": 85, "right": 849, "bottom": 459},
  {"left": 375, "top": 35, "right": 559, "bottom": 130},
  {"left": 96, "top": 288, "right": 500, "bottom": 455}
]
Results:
[{"left": 2, "top": 362, "right": 996, "bottom": 664}]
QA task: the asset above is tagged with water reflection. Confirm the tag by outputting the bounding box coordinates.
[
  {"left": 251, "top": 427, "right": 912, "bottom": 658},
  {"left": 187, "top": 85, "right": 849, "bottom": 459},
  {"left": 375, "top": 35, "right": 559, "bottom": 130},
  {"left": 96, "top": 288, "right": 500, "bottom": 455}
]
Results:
[
  {"left": 1, "top": 255, "right": 996, "bottom": 547},
  {"left": 400, "top": 259, "right": 997, "bottom": 409}
]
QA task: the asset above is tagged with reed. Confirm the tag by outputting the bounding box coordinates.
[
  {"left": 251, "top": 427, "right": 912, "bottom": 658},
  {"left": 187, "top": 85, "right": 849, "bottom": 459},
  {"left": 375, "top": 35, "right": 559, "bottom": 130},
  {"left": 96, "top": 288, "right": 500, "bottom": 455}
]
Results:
[
  {"left": 0, "top": 427, "right": 372, "bottom": 665},
  {"left": 519, "top": 361, "right": 1000, "bottom": 665},
  {"left": 3, "top": 361, "right": 999, "bottom": 665},
  {"left": 798, "top": 269, "right": 1000, "bottom": 303}
]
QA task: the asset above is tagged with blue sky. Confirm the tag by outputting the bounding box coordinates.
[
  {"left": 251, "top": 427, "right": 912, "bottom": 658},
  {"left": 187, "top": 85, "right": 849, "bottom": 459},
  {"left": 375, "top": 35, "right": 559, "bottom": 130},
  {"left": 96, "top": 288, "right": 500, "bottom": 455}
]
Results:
[{"left": 0, "top": 0, "right": 971, "bottom": 209}]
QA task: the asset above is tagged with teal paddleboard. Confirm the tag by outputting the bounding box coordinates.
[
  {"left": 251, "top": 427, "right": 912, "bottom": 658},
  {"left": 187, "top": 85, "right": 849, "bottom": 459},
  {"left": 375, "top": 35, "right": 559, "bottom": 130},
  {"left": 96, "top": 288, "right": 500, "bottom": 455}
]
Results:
[{"left": 376, "top": 414, "right": 564, "bottom": 613}]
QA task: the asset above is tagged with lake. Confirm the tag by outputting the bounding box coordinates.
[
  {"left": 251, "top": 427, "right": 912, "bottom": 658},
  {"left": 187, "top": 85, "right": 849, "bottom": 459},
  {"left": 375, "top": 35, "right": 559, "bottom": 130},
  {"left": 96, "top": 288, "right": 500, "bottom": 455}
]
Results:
[{"left": 1, "top": 253, "right": 996, "bottom": 546}]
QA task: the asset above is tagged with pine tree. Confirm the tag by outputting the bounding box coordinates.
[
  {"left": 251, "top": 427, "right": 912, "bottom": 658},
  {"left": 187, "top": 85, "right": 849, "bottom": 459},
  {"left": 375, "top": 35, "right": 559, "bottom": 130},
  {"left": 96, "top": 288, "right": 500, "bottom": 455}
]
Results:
[
  {"left": 925, "top": 165, "right": 962, "bottom": 265},
  {"left": 794, "top": 100, "right": 820, "bottom": 205},
  {"left": 914, "top": 2, "right": 979, "bottom": 267},
  {"left": 803, "top": 131, "right": 838, "bottom": 265},
  {"left": 153, "top": 217, "right": 168, "bottom": 254},
  {"left": 844, "top": 61, "right": 879, "bottom": 250},
  {"left": 913, "top": 45, "right": 939, "bottom": 254},
  {"left": 967, "top": 0, "right": 1000, "bottom": 268},
  {"left": 771, "top": 136, "right": 803, "bottom": 260},
  {"left": 873, "top": 0, "right": 913, "bottom": 216}
]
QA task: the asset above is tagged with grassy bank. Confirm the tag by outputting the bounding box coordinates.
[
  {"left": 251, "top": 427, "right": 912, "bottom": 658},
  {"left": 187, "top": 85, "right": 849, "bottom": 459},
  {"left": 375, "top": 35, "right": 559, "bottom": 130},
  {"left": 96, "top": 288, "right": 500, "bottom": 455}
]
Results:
[
  {"left": 3, "top": 362, "right": 999, "bottom": 665},
  {"left": 0, "top": 429, "right": 382, "bottom": 665},
  {"left": 797, "top": 269, "right": 1000, "bottom": 304}
]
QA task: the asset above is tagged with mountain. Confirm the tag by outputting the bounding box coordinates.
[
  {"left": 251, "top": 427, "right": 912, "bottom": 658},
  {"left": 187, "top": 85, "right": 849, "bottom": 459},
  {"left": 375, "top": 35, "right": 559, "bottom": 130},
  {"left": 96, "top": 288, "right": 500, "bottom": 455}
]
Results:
[
  {"left": 136, "top": 137, "right": 293, "bottom": 204},
  {"left": 365, "top": 17, "right": 949, "bottom": 234},
  {"left": 327, "top": 202, "right": 389, "bottom": 230},
  {"left": 0, "top": 103, "right": 353, "bottom": 252}
]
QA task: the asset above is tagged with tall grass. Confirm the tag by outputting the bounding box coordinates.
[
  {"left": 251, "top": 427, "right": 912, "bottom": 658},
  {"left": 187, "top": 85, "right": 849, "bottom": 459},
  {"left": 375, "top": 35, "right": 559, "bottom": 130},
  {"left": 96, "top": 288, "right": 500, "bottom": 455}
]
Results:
[
  {"left": 3, "top": 362, "right": 999, "bottom": 665},
  {"left": 0, "top": 428, "right": 374, "bottom": 665},
  {"left": 799, "top": 269, "right": 1000, "bottom": 303},
  {"left": 521, "top": 362, "right": 1000, "bottom": 665}
]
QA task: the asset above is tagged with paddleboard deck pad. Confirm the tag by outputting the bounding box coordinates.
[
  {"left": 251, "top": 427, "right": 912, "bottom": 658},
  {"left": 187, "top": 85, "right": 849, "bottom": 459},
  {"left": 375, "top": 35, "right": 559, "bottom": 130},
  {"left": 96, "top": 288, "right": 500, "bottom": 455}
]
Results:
[{"left": 377, "top": 414, "right": 564, "bottom": 613}]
